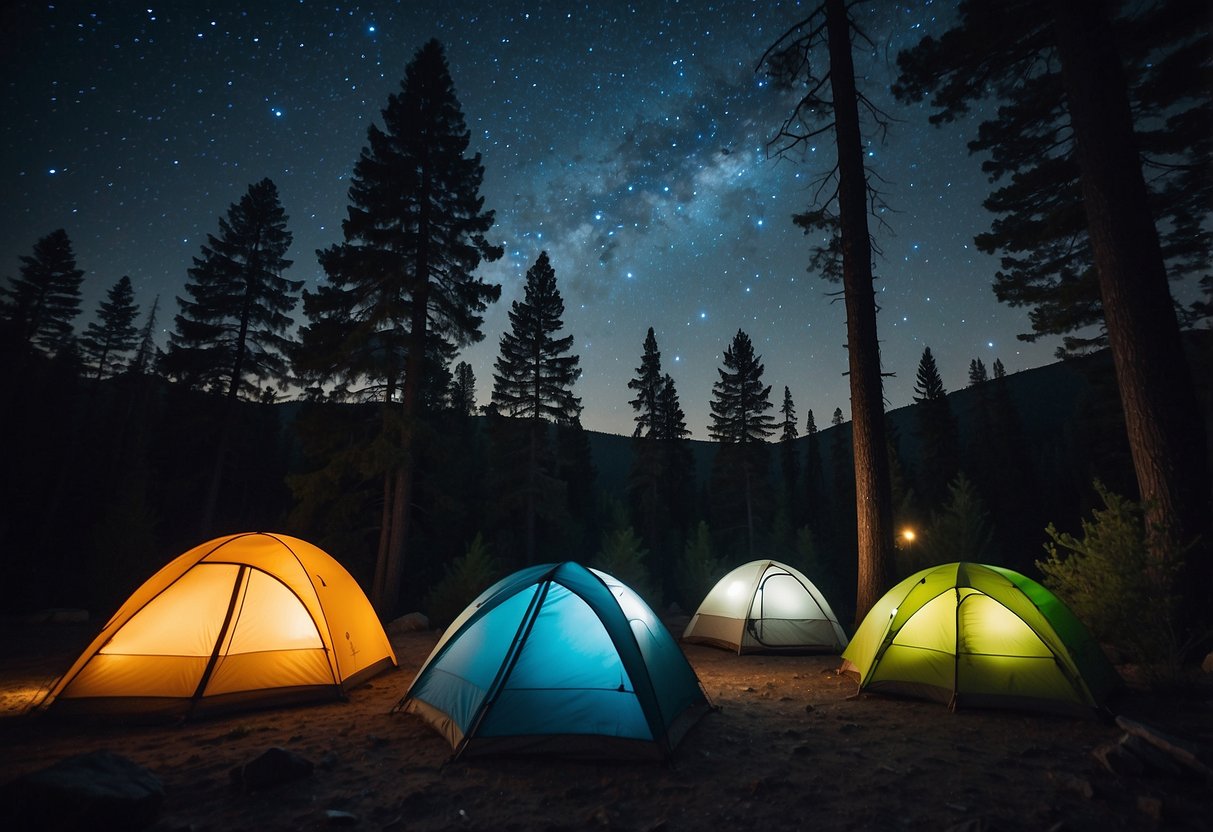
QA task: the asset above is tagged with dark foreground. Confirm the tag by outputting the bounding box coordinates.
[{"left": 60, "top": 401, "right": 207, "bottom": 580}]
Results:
[{"left": 0, "top": 618, "right": 1209, "bottom": 831}]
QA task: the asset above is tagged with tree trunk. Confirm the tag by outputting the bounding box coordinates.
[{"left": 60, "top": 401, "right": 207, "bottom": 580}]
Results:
[
  {"left": 1053, "top": 0, "right": 1211, "bottom": 610},
  {"left": 825, "top": 0, "right": 894, "bottom": 626},
  {"left": 526, "top": 418, "right": 538, "bottom": 564}
]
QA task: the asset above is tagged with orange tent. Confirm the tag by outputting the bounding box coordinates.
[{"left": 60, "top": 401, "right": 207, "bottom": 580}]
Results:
[{"left": 43, "top": 532, "right": 396, "bottom": 717}]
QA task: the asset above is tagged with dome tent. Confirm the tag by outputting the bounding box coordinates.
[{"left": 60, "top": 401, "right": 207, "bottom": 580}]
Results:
[
  {"left": 44, "top": 533, "right": 396, "bottom": 718},
  {"left": 841, "top": 562, "right": 1119, "bottom": 717},
  {"left": 398, "top": 562, "right": 711, "bottom": 759},
  {"left": 682, "top": 559, "right": 848, "bottom": 653}
]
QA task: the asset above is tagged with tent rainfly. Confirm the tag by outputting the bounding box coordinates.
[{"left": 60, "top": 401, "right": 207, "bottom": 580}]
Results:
[
  {"left": 43, "top": 533, "right": 397, "bottom": 717},
  {"left": 398, "top": 562, "right": 711, "bottom": 759},
  {"left": 841, "top": 562, "right": 1119, "bottom": 717},
  {"left": 682, "top": 559, "right": 848, "bottom": 653}
]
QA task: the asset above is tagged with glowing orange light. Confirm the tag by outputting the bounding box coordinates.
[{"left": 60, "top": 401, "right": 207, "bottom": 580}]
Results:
[{"left": 901, "top": 528, "right": 916, "bottom": 543}]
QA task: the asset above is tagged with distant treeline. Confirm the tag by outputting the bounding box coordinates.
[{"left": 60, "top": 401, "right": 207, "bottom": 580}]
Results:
[{"left": 4, "top": 333, "right": 1205, "bottom": 624}]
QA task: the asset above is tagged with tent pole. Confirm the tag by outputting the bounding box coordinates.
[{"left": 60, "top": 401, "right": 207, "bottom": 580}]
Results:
[{"left": 189, "top": 565, "right": 248, "bottom": 714}]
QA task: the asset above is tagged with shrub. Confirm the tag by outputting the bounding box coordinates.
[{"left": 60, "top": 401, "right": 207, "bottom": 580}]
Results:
[
  {"left": 423, "top": 533, "right": 499, "bottom": 628},
  {"left": 1037, "top": 481, "right": 1187, "bottom": 680},
  {"left": 678, "top": 521, "right": 722, "bottom": 612},
  {"left": 594, "top": 525, "right": 656, "bottom": 605}
]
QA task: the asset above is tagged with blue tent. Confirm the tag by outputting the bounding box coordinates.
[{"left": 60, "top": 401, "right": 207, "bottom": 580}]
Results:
[{"left": 398, "top": 562, "right": 711, "bottom": 759}]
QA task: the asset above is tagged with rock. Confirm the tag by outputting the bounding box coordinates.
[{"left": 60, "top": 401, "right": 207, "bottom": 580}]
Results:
[
  {"left": 1202, "top": 651, "right": 1213, "bottom": 674},
  {"left": 803, "top": 704, "right": 816, "bottom": 714},
  {"left": 386, "top": 612, "right": 430, "bottom": 634},
  {"left": 231, "top": 747, "right": 314, "bottom": 791},
  {"left": 2, "top": 749, "right": 164, "bottom": 831}
]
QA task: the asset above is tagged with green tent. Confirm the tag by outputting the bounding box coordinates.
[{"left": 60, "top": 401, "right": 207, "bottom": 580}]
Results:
[
  {"left": 841, "top": 562, "right": 1119, "bottom": 716},
  {"left": 397, "top": 562, "right": 711, "bottom": 759}
]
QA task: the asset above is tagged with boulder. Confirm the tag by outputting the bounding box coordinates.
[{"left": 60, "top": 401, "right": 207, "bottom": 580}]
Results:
[
  {"left": 2, "top": 749, "right": 164, "bottom": 831},
  {"left": 231, "top": 747, "right": 314, "bottom": 791},
  {"left": 386, "top": 612, "right": 430, "bottom": 634}
]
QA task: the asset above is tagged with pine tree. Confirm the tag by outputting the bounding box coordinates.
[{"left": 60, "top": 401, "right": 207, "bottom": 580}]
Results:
[
  {"left": 779, "top": 385, "right": 800, "bottom": 510},
  {"left": 299, "top": 40, "right": 502, "bottom": 613},
  {"left": 629, "top": 340, "right": 696, "bottom": 598},
  {"left": 129, "top": 295, "right": 160, "bottom": 376},
  {"left": 491, "top": 250, "right": 581, "bottom": 563},
  {"left": 803, "top": 407, "right": 827, "bottom": 538},
  {"left": 708, "top": 329, "right": 774, "bottom": 557},
  {"left": 894, "top": 1, "right": 1209, "bottom": 353},
  {"left": 967, "top": 357, "right": 988, "bottom": 387},
  {"left": 763, "top": 0, "right": 895, "bottom": 623},
  {"left": 492, "top": 251, "right": 581, "bottom": 422},
  {"left": 162, "top": 178, "right": 298, "bottom": 532},
  {"left": 450, "top": 360, "right": 477, "bottom": 417},
  {"left": 708, "top": 330, "right": 775, "bottom": 445},
  {"left": 1, "top": 229, "right": 85, "bottom": 362},
  {"left": 80, "top": 275, "right": 139, "bottom": 380},
  {"left": 165, "top": 178, "right": 298, "bottom": 397},
  {"left": 895, "top": 0, "right": 1210, "bottom": 618},
  {"left": 628, "top": 327, "right": 663, "bottom": 438},
  {"left": 992, "top": 358, "right": 1006, "bottom": 380},
  {"left": 912, "top": 346, "right": 960, "bottom": 511}
]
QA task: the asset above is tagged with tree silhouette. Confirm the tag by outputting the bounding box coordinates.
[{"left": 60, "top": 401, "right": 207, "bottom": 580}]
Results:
[
  {"left": 762, "top": 0, "right": 895, "bottom": 622},
  {"left": 1, "top": 229, "right": 85, "bottom": 364},
  {"left": 301, "top": 40, "right": 502, "bottom": 613},
  {"left": 912, "top": 346, "right": 960, "bottom": 512},
  {"left": 164, "top": 177, "right": 298, "bottom": 533},
  {"left": 165, "top": 178, "right": 298, "bottom": 398},
  {"left": 895, "top": 1, "right": 1210, "bottom": 354},
  {"left": 708, "top": 328, "right": 774, "bottom": 557},
  {"left": 492, "top": 250, "right": 581, "bottom": 563},
  {"left": 896, "top": 0, "right": 1210, "bottom": 615},
  {"left": 81, "top": 275, "right": 139, "bottom": 380},
  {"left": 450, "top": 360, "right": 477, "bottom": 418}
]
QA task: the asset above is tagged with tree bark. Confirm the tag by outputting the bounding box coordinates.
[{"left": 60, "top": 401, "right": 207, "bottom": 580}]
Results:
[
  {"left": 1053, "top": 0, "right": 1211, "bottom": 606},
  {"left": 825, "top": 0, "right": 894, "bottom": 626}
]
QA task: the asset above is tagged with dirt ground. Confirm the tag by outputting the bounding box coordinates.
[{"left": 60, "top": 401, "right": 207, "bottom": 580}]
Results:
[{"left": 1, "top": 617, "right": 1209, "bottom": 832}]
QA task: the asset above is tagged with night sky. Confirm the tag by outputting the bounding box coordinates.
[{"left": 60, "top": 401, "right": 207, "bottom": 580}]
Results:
[{"left": 2, "top": 1, "right": 1064, "bottom": 438}]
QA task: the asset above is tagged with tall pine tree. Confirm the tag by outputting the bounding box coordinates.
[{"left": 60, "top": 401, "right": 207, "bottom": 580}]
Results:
[
  {"left": 779, "top": 385, "right": 800, "bottom": 510},
  {"left": 708, "top": 329, "right": 774, "bottom": 557},
  {"left": 895, "top": 0, "right": 1211, "bottom": 619},
  {"left": 763, "top": 0, "right": 895, "bottom": 622},
  {"left": 299, "top": 40, "right": 502, "bottom": 613},
  {"left": 164, "top": 177, "right": 298, "bottom": 533},
  {"left": 912, "top": 346, "right": 960, "bottom": 512},
  {"left": 165, "top": 178, "right": 298, "bottom": 399},
  {"left": 80, "top": 275, "right": 139, "bottom": 380},
  {"left": 492, "top": 250, "right": 581, "bottom": 563}
]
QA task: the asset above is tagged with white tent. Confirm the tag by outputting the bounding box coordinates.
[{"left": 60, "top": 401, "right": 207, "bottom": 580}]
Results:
[{"left": 682, "top": 559, "right": 848, "bottom": 653}]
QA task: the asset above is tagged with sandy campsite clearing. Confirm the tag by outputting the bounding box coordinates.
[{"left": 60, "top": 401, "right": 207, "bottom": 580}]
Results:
[{"left": 0, "top": 616, "right": 1209, "bottom": 832}]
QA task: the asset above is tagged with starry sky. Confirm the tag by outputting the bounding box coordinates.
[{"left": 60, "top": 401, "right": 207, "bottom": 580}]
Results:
[{"left": 2, "top": 0, "right": 1065, "bottom": 438}]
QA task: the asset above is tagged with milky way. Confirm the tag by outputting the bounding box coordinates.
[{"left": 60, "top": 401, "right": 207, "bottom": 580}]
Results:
[{"left": 2, "top": 1, "right": 1062, "bottom": 437}]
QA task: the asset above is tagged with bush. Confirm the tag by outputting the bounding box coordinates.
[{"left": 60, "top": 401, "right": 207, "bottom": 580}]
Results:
[
  {"left": 423, "top": 533, "right": 499, "bottom": 628},
  {"left": 594, "top": 525, "right": 656, "bottom": 605},
  {"left": 678, "top": 521, "right": 722, "bottom": 612},
  {"left": 904, "top": 472, "right": 993, "bottom": 578},
  {"left": 1037, "top": 481, "right": 1187, "bottom": 680}
]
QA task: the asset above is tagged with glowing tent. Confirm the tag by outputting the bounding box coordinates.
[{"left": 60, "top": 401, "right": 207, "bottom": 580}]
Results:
[
  {"left": 44, "top": 533, "right": 396, "bottom": 717},
  {"left": 682, "top": 559, "right": 848, "bottom": 653},
  {"left": 398, "top": 562, "right": 710, "bottom": 759},
  {"left": 841, "top": 562, "right": 1118, "bottom": 716}
]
